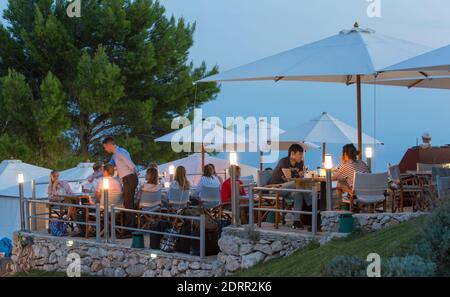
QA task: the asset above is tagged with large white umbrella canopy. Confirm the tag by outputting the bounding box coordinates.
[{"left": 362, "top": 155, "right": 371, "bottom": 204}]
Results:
[
  {"left": 367, "top": 44, "right": 450, "bottom": 89},
  {"left": 198, "top": 23, "right": 431, "bottom": 158},
  {"left": 141, "top": 153, "right": 258, "bottom": 185},
  {"left": 0, "top": 160, "right": 51, "bottom": 192},
  {"left": 155, "top": 118, "right": 248, "bottom": 170},
  {"left": 35, "top": 162, "right": 94, "bottom": 184}
]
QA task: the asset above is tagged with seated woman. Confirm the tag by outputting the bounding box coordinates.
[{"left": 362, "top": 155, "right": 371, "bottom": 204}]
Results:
[
  {"left": 94, "top": 164, "right": 123, "bottom": 206},
  {"left": 136, "top": 167, "right": 162, "bottom": 209},
  {"left": 168, "top": 166, "right": 191, "bottom": 209},
  {"left": 221, "top": 166, "right": 248, "bottom": 224},
  {"left": 47, "top": 170, "right": 76, "bottom": 225},
  {"left": 332, "top": 144, "right": 370, "bottom": 208},
  {"left": 206, "top": 163, "right": 223, "bottom": 185},
  {"left": 195, "top": 164, "right": 221, "bottom": 197}
]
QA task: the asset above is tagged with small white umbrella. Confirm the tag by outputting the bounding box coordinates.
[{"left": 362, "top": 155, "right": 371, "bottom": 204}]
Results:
[
  {"left": 155, "top": 118, "right": 247, "bottom": 171},
  {"left": 206, "top": 119, "right": 319, "bottom": 171},
  {"left": 198, "top": 23, "right": 431, "bottom": 159},
  {"left": 280, "top": 112, "right": 383, "bottom": 163}
]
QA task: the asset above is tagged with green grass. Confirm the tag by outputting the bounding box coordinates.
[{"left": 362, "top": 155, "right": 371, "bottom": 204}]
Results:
[{"left": 235, "top": 216, "right": 425, "bottom": 277}]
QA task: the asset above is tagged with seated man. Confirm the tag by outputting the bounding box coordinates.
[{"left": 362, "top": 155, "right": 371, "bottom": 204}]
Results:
[
  {"left": 270, "top": 144, "right": 308, "bottom": 229},
  {"left": 94, "top": 164, "right": 123, "bottom": 206},
  {"left": 221, "top": 166, "right": 248, "bottom": 224},
  {"left": 332, "top": 144, "right": 370, "bottom": 208}
]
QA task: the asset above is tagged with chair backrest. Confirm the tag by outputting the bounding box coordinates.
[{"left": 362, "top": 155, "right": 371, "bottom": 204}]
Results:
[
  {"left": 199, "top": 185, "right": 221, "bottom": 208},
  {"left": 353, "top": 172, "right": 388, "bottom": 197},
  {"left": 101, "top": 192, "right": 124, "bottom": 207},
  {"left": 388, "top": 164, "right": 401, "bottom": 184},
  {"left": 432, "top": 167, "right": 450, "bottom": 184},
  {"left": 258, "top": 170, "right": 273, "bottom": 186},
  {"left": 167, "top": 188, "right": 190, "bottom": 210},
  {"left": 417, "top": 163, "right": 450, "bottom": 173},
  {"left": 240, "top": 175, "right": 254, "bottom": 186},
  {"left": 436, "top": 176, "right": 450, "bottom": 199},
  {"left": 140, "top": 190, "right": 162, "bottom": 208}
]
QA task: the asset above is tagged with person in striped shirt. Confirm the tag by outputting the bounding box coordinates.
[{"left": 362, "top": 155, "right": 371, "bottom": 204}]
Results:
[{"left": 333, "top": 144, "right": 370, "bottom": 205}]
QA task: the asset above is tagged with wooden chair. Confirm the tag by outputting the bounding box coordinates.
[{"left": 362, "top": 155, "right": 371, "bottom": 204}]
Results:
[{"left": 388, "top": 164, "right": 423, "bottom": 212}]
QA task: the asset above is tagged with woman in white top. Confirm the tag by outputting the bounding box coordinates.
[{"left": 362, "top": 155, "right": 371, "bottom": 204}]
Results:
[
  {"left": 136, "top": 167, "right": 162, "bottom": 205},
  {"left": 194, "top": 164, "right": 220, "bottom": 198},
  {"left": 169, "top": 166, "right": 191, "bottom": 191}
]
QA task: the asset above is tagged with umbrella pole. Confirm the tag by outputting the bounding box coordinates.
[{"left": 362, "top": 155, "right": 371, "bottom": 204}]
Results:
[
  {"left": 356, "top": 75, "right": 362, "bottom": 160},
  {"left": 322, "top": 143, "right": 326, "bottom": 166},
  {"left": 201, "top": 143, "right": 205, "bottom": 173}
]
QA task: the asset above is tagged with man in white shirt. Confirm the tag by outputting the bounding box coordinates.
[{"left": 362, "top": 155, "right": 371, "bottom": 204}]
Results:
[
  {"left": 94, "top": 164, "right": 123, "bottom": 203},
  {"left": 103, "top": 136, "right": 138, "bottom": 237}
]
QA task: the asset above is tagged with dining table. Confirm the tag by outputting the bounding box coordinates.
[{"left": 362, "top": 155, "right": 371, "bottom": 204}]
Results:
[{"left": 54, "top": 193, "right": 95, "bottom": 238}]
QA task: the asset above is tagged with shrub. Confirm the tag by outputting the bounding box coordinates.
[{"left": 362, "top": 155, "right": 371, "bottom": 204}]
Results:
[
  {"left": 322, "top": 256, "right": 367, "bottom": 277},
  {"left": 382, "top": 255, "right": 436, "bottom": 277},
  {"left": 416, "top": 197, "right": 450, "bottom": 275}
]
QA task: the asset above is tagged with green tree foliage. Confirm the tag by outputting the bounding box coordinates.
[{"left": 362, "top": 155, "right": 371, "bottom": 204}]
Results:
[{"left": 0, "top": 0, "right": 220, "bottom": 168}]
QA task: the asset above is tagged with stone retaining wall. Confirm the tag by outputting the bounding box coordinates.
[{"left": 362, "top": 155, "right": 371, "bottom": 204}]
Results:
[
  {"left": 10, "top": 232, "right": 223, "bottom": 277},
  {"left": 320, "top": 211, "right": 427, "bottom": 233}
]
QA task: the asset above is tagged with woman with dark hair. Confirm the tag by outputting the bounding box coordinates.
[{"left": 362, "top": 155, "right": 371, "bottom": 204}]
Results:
[
  {"left": 333, "top": 144, "right": 370, "bottom": 206},
  {"left": 136, "top": 167, "right": 161, "bottom": 206},
  {"left": 206, "top": 163, "right": 223, "bottom": 184},
  {"left": 194, "top": 164, "right": 221, "bottom": 197}
]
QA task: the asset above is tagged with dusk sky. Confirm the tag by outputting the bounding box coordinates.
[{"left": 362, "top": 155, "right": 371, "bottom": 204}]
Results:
[{"left": 2, "top": 0, "right": 450, "bottom": 171}]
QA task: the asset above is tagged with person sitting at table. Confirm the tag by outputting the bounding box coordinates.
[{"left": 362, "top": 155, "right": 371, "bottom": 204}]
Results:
[
  {"left": 94, "top": 164, "right": 123, "bottom": 205},
  {"left": 47, "top": 170, "right": 77, "bottom": 230},
  {"left": 136, "top": 167, "right": 161, "bottom": 207},
  {"left": 332, "top": 144, "right": 370, "bottom": 208},
  {"left": 207, "top": 163, "right": 223, "bottom": 185},
  {"left": 169, "top": 166, "right": 190, "bottom": 190},
  {"left": 221, "top": 165, "right": 248, "bottom": 224},
  {"left": 82, "top": 162, "right": 103, "bottom": 192},
  {"left": 270, "top": 143, "right": 308, "bottom": 229},
  {"left": 195, "top": 164, "right": 221, "bottom": 198}
]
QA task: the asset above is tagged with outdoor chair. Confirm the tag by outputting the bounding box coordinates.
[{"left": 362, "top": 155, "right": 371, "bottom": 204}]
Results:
[
  {"left": 388, "top": 164, "right": 423, "bottom": 212},
  {"left": 167, "top": 188, "right": 190, "bottom": 210},
  {"left": 137, "top": 190, "right": 163, "bottom": 230},
  {"left": 436, "top": 176, "right": 450, "bottom": 200},
  {"left": 87, "top": 192, "right": 125, "bottom": 238},
  {"left": 348, "top": 172, "right": 388, "bottom": 212},
  {"left": 199, "top": 185, "right": 221, "bottom": 209}
]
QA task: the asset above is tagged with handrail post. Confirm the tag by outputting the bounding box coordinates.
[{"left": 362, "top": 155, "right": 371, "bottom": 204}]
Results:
[
  {"left": 95, "top": 202, "right": 101, "bottom": 243},
  {"left": 311, "top": 183, "right": 318, "bottom": 236},
  {"left": 25, "top": 200, "right": 30, "bottom": 232},
  {"left": 200, "top": 214, "right": 206, "bottom": 259},
  {"left": 230, "top": 165, "right": 240, "bottom": 226},
  {"left": 104, "top": 188, "right": 109, "bottom": 243},
  {"left": 31, "top": 179, "right": 37, "bottom": 231},
  {"left": 110, "top": 204, "right": 116, "bottom": 244},
  {"left": 248, "top": 183, "right": 254, "bottom": 230}
]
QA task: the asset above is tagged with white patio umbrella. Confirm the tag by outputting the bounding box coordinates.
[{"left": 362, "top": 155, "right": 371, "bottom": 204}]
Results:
[
  {"left": 206, "top": 119, "right": 319, "bottom": 171},
  {"left": 368, "top": 44, "right": 450, "bottom": 89},
  {"left": 155, "top": 118, "right": 247, "bottom": 171},
  {"left": 198, "top": 23, "right": 431, "bottom": 159},
  {"left": 280, "top": 112, "right": 383, "bottom": 163}
]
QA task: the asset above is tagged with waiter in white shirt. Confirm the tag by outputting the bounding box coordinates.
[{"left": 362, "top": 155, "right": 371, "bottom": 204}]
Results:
[{"left": 102, "top": 136, "right": 138, "bottom": 236}]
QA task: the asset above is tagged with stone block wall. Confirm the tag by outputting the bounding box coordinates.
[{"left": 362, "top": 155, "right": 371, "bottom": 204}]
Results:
[{"left": 320, "top": 211, "right": 427, "bottom": 233}]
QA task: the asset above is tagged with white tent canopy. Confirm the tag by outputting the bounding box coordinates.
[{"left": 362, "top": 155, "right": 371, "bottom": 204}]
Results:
[
  {"left": 280, "top": 112, "right": 383, "bottom": 145},
  {"left": 198, "top": 23, "right": 431, "bottom": 158},
  {"left": 139, "top": 153, "right": 258, "bottom": 185},
  {"left": 35, "top": 162, "right": 94, "bottom": 184},
  {"left": 0, "top": 160, "right": 51, "bottom": 239}
]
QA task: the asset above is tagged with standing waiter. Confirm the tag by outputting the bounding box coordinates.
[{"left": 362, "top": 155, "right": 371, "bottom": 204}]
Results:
[{"left": 102, "top": 136, "right": 138, "bottom": 238}]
